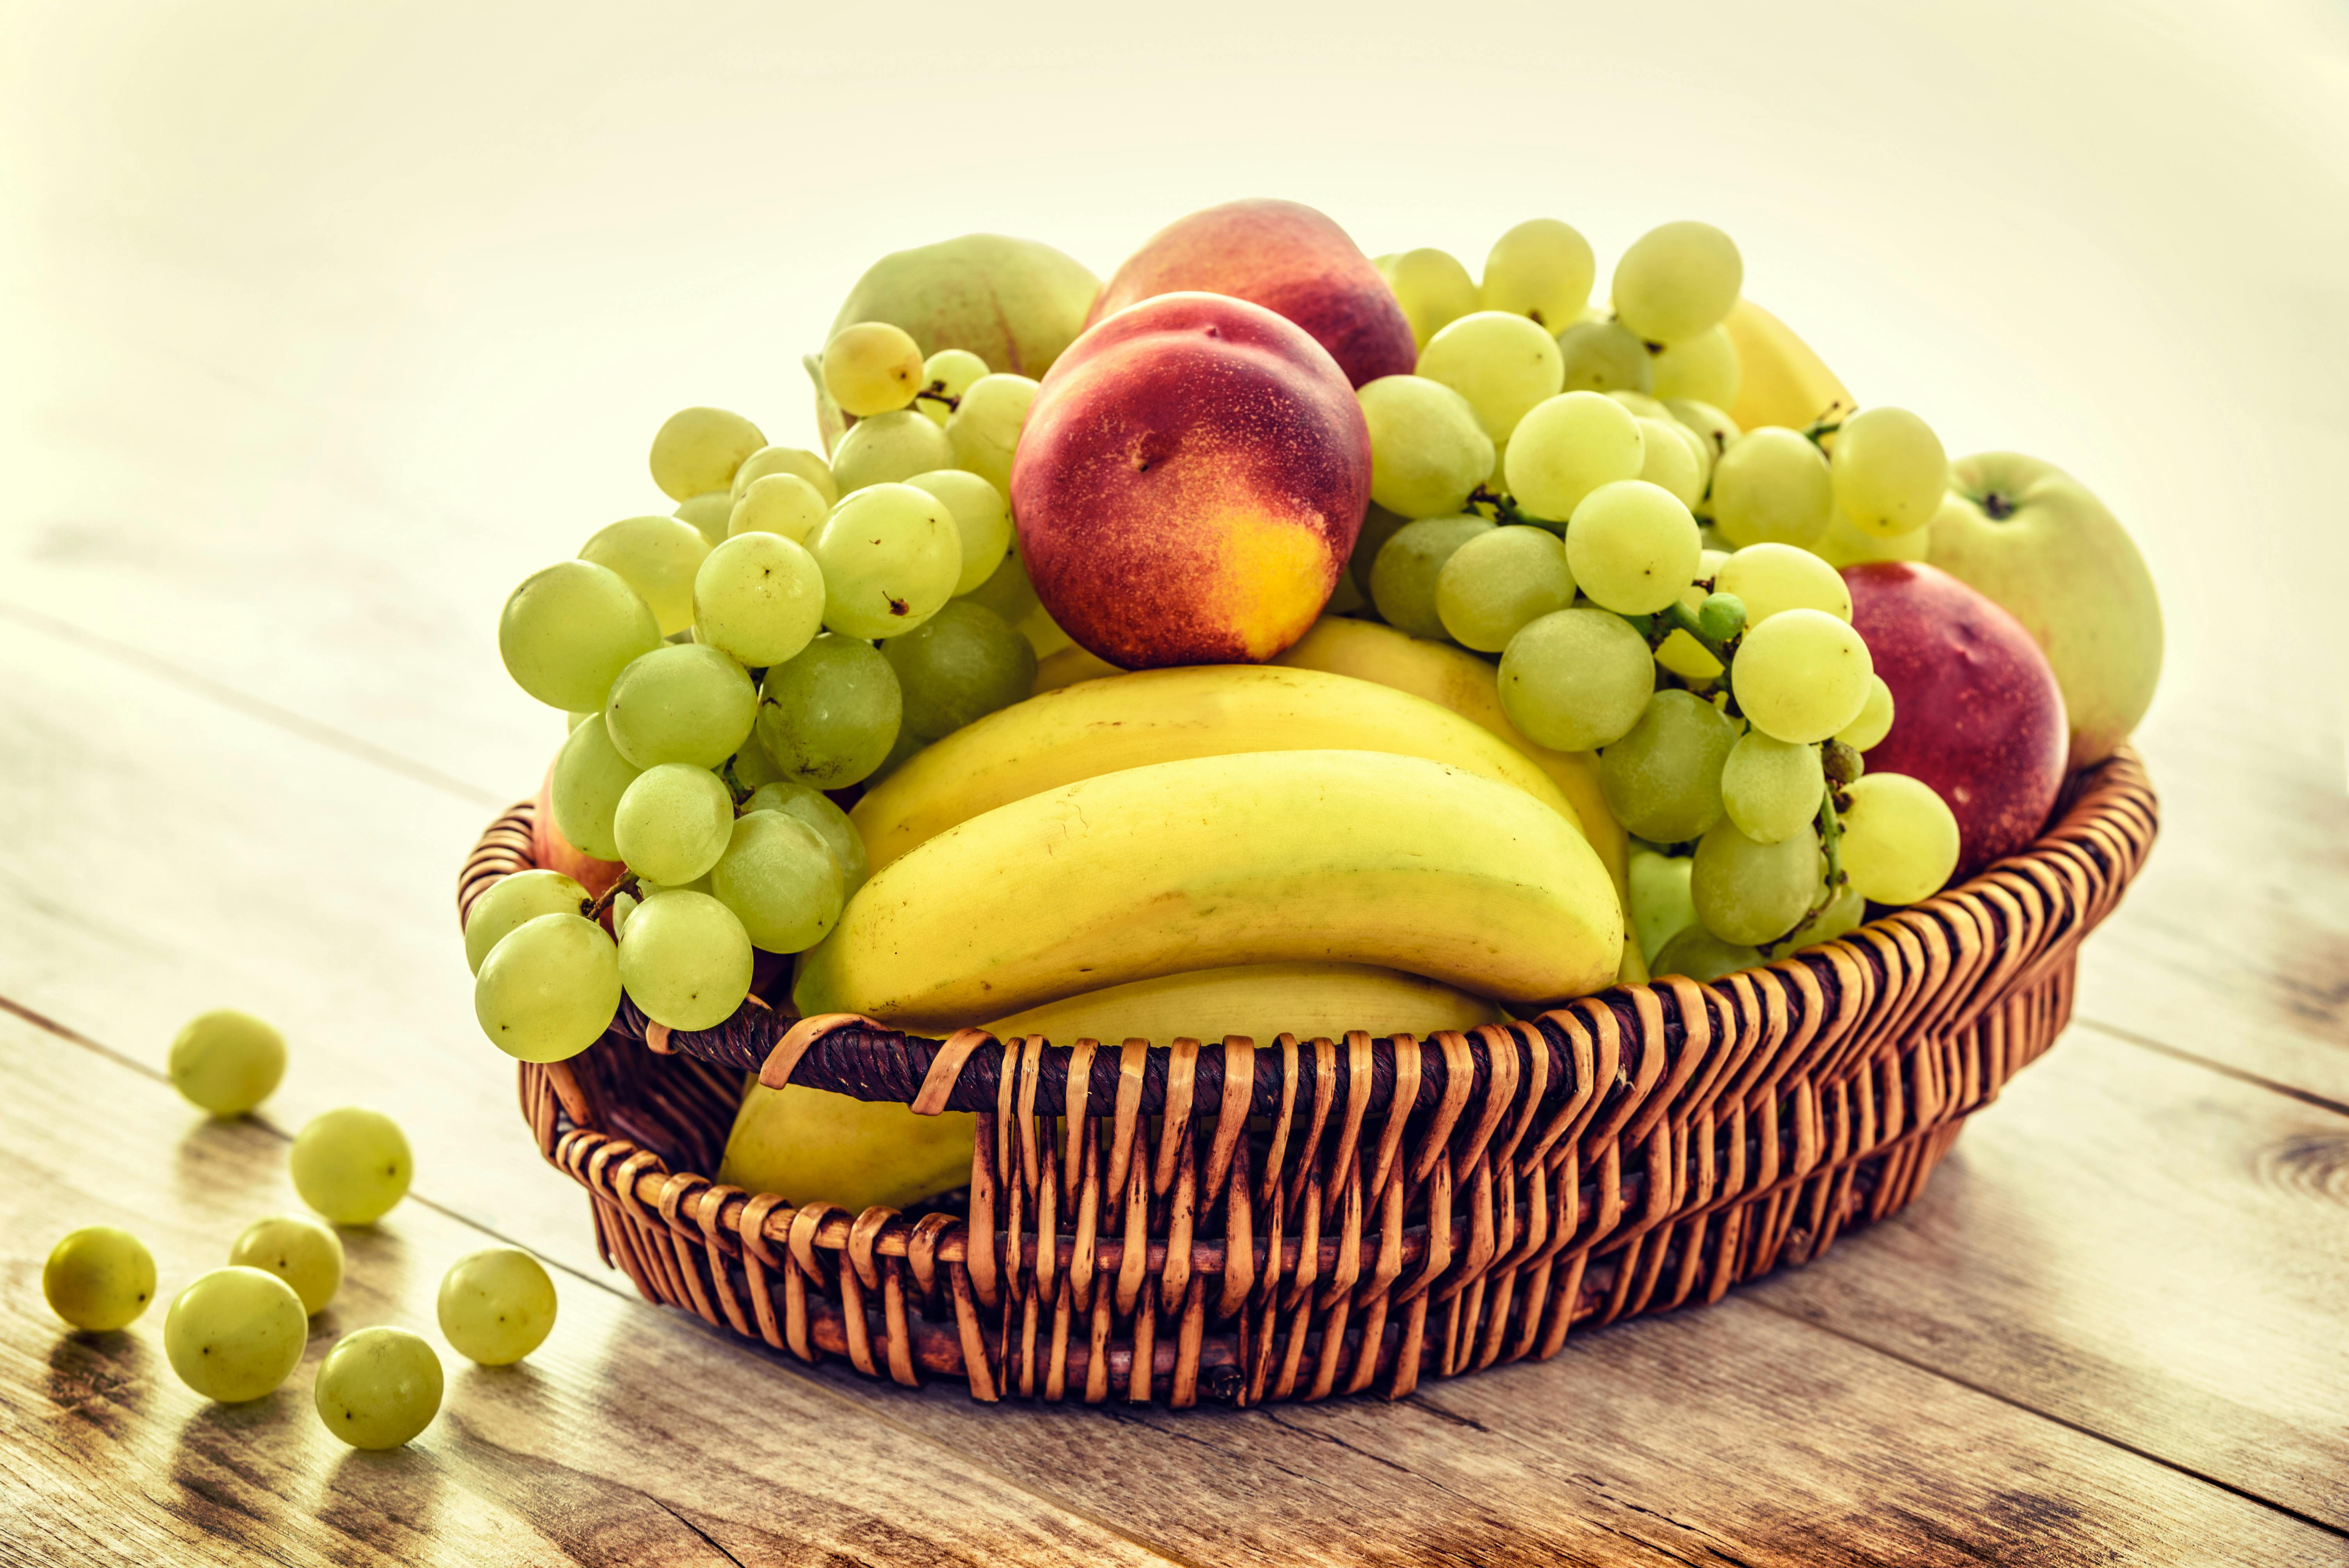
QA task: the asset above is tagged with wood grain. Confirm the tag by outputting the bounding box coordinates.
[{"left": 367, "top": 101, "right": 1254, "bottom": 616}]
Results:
[{"left": 0, "top": 1010, "right": 1176, "bottom": 1567}]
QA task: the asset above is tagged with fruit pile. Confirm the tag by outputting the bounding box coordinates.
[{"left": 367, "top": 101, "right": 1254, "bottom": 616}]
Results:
[
  {"left": 470, "top": 199, "right": 2161, "bottom": 1207},
  {"left": 42, "top": 1009, "right": 558, "bottom": 1446}
]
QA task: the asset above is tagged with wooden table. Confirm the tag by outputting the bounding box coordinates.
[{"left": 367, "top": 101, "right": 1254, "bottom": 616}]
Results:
[{"left": 4, "top": 5, "right": 2345, "bottom": 1562}]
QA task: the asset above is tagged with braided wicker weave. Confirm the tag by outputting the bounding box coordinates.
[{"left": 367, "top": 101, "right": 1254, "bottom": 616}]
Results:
[{"left": 458, "top": 750, "right": 2155, "bottom": 1407}]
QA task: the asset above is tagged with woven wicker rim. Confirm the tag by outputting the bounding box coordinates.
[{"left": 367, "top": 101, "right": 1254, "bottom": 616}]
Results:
[{"left": 460, "top": 749, "right": 2156, "bottom": 1405}]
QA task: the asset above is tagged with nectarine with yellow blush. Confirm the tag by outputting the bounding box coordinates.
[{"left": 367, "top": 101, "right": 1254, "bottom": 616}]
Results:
[{"left": 1011, "top": 293, "right": 1370, "bottom": 670}]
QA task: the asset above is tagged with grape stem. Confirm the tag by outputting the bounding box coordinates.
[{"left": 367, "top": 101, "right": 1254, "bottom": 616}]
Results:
[
  {"left": 583, "top": 873, "right": 642, "bottom": 925},
  {"left": 1656, "top": 599, "right": 1738, "bottom": 670},
  {"left": 1802, "top": 401, "right": 1852, "bottom": 444},
  {"left": 913, "top": 380, "right": 961, "bottom": 414},
  {"left": 1465, "top": 484, "right": 1544, "bottom": 529},
  {"left": 1816, "top": 784, "right": 1845, "bottom": 892}
]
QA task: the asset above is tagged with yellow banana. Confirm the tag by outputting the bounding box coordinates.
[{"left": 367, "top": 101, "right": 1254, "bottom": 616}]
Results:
[
  {"left": 718, "top": 1085, "right": 976, "bottom": 1212},
  {"left": 852, "top": 662, "right": 1583, "bottom": 874},
  {"left": 984, "top": 961, "right": 1502, "bottom": 1046},
  {"left": 1721, "top": 299, "right": 1852, "bottom": 434},
  {"left": 797, "top": 748, "right": 1622, "bottom": 1029},
  {"left": 1273, "top": 618, "right": 1625, "bottom": 900}
]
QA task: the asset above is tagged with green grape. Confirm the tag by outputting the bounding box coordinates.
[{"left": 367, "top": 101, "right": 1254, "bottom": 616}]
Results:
[
  {"left": 1690, "top": 816, "right": 1820, "bottom": 945},
  {"left": 822, "top": 321, "right": 926, "bottom": 418},
  {"left": 728, "top": 472, "right": 829, "bottom": 545},
  {"left": 1720, "top": 731, "right": 1825, "bottom": 844},
  {"left": 756, "top": 633, "right": 903, "bottom": 788},
  {"left": 1813, "top": 505, "right": 1932, "bottom": 569},
  {"left": 164, "top": 1267, "right": 307, "bottom": 1402},
  {"left": 1655, "top": 547, "right": 1731, "bottom": 682},
  {"left": 1839, "top": 773, "right": 1961, "bottom": 904},
  {"left": 711, "top": 811, "right": 845, "bottom": 953},
  {"left": 1415, "top": 311, "right": 1564, "bottom": 442},
  {"left": 1772, "top": 879, "right": 1866, "bottom": 957},
  {"left": 962, "top": 540, "right": 1042, "bottom": 627},
  {"left": 613, "top": 763, "right": 734, "bottom": 885},
  {"left": 291, "top": 1108, "right": 412, "bottom": 1225},
  {"left": 1715, "top": 542, "right": 1852, "bottom": 625},
  {"left": 1369, "top": 515, "right": 1495, "bottom": 638},
  {"left": 314, "top": 1326, "right": 442, "bottom": 1450},
  {"left": 579, "top": 515, "right": 710, "bottom": 638},
  {"left": 1612, "top": 221, "right": 1743, "bottom": 345},
  {"left": 881, "top": 599, "right": 1037, "bottom": 739},
  {"left": 1650, "top": 924, "right": 1763, "bottom": 983},
  {"left": 610, "top": 889, "right": 639, "bottom": 937},
  {"left": 602, "top": 643, "right": 758, "bottom": 769},
  {"left": 228, "top": 1215, "right": 344, "bottom": 1315},
  {"left": 1650, "top": 325, "right": 1742, "bottom": 409},
  {"left": 732, "top": 444, "right": 838, "bottom": 506},
  {"left": 744, "top": 780, "right": 869, "bottom": 897},
  {"left": 1502, "top": 391, "right": 1645, "bottom": 524},
  {"left": 1665, "top": 399, "right": 1740, "bottom": 465},
  {"left": 618, "top": 890, "right": 754, "bottom": 1030},
  {"left": 1357, "top": 375, "right": 1495, "bottom": 519},
  {"left": 830, "top": 408, "right": 955, "bottom": 495},
  {"left": 650, "top": 407, "right": 766, "bottom": 502},
  {"left": 1823, "top": 737, "right": 1865, "bottom": 786},
  {"left": 811, "top": 483, "right": 962, "bottom": 639},
  {"left": 1566, "top": 480, "right": 1702, "bottom": 616},
  {"left": 1608, "top": 389, "right": 1674, "bottom": 423},
  {"left": 1710, "top": 428, "right": 1833, "bottom": 548},
  {"left": 1598, "top": 690, "right": 1736, "bottom": 843},
  {"left": 499, "top": 560, "right": 663, "bottom": 712},
  {"left": 167, "top": 1009, "right": 286, "bottom": 1117},
  {"left": 725, "top": 727, "right": 788, "bottom": 791},
  {"left": 1697, "top": 592, "right": 1746, "bottom": 642},
  {"left": 1350, "top": 504, "right": 1411, "bottom": 600},
  {"left": 1497, "top": 608, "right": 1655, "bottom": 752},
  {"left": 472, "top": 912, "right": 623, "bottom": 1063},
  {"left": 1434, "top": 525, "right": 1574, "bottom": 652},
  {"left": 692, "top": 532, "right": 825, "bottom": 668},
  {"left": 463, "top": 869, "right": 589, "bottom": 974},
  {"left": 946, "top": 373, "right": 1040, "bottom": 498},
  {"left": 1626, "top": 848, "right": 1696, "bottom": 968},
  {"left": 1554, "top": 319, "right": 1654, "bottom": 395},
  {"left": 44, "top": 1227, "right": 156, "bottom": 1331},
  {"left": 1670, "top": 419, "right": 1715, "bottom": 494},
  {"left": 1481, "top": 219, "right": 1595, "bottom": 329},
  {"left": 907, "top": 468, "right": 1013, "bottom": 595},
  {"left": 1634, "top": 417, "right": 1704, "bottom": 509},
  {"left": 437, "top": 1247, "right": 558, "bottom": 1366},
  {"left": 1837, "top": 675, "right": 1896, "bottom": 751},
  {"left": 1385, "top": 248, "right": 1481, "bottom": 349},
  {"left": 1830, "top": 406, "right": 1948, "bottom": 538},
  {"left": 551, "top": 714, "right": 641, "bottom": 862},
  {"left": 672, "top": 492, "right": 734, "bottom": 548},
  {"left": 916, "top": 348, "right": 990, "bottom": 428},
  {"left": 1732, "top": 608, "right": 1875, "bottom": 745}
]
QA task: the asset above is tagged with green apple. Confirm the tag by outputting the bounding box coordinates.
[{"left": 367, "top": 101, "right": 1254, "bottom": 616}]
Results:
[
  {"left": 1928, "top": 453, "right": 2162, "bottom": 768},
  {"left": 831, "top": 234, "right": 1100, "bottom": 380}
]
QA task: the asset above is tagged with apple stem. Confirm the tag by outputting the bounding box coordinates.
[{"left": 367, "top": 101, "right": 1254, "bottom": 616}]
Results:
[
  {"left": 584, "top": 873, "right": 642, "bottom": 925},
  {"left": 913, "top": 380, "right": 962, "bottom": 415},
  {"left": 1465, "top": 484, "right": 1544, "bottom": 530}
]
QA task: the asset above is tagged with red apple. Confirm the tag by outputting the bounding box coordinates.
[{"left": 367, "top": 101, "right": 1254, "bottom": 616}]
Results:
[
  {"left": 1842, "top": 561, "right": 2069, "bottom": 881},
  {"left": 1085, "top": 200, "right": 1416, "bottom": 388},
  {"left": 1011, "top": 292, "right": 1370, "bottom": 669}
]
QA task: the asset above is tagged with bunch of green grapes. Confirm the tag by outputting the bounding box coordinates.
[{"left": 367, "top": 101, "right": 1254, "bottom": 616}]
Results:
[{"left": 483, "top": 356, "right": 1055, "bottom": 1054}]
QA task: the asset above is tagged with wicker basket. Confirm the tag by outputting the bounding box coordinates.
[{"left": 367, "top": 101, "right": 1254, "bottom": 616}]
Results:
[{"left": 457, "top": 750, "right": 2155, "bottom": 1407}]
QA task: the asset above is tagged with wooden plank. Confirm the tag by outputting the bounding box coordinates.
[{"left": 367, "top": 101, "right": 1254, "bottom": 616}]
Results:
[
  {"left": 2077, "top": 713, "right": 2349, "bottom": 1107},
  {"left": 0, "top": 1010, "right": 1175, "bottom": 1567},
  {"left": 1752, "top": 1023, "right": 2349, "bottom": 1527},
  {"left": 0, "top": 617, "right": 603, "bottom": 1281}
]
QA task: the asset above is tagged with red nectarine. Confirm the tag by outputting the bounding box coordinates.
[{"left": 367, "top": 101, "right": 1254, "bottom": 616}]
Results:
[
  {"left": 1011, "top": 292, "right": 1370, "bottom": 669},
  {"left": 1085, "top": 200, "right": 1416, "bottom": 388},
  {"left": 1843, "top": 561, "right": 2068, "bottom": 880}
]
